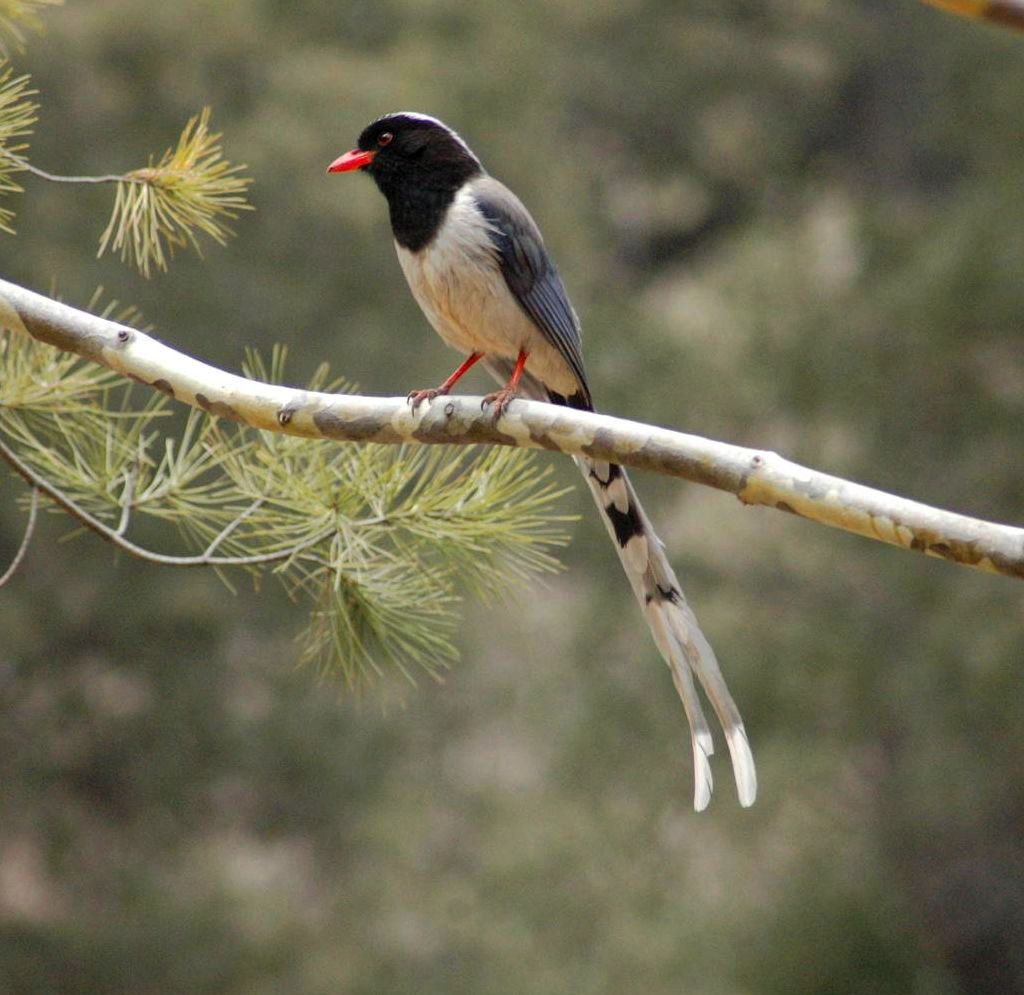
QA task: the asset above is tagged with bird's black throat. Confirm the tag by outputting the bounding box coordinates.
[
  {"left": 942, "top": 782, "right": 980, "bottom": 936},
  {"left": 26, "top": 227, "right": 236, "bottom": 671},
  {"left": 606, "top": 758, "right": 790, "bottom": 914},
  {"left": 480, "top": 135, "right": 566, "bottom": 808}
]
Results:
[
  {"left": 369, "top": 162, "right": 482, "bottom": 253},
  {"left": 381, "top": 181, "right": 458, "bottom": 253}
]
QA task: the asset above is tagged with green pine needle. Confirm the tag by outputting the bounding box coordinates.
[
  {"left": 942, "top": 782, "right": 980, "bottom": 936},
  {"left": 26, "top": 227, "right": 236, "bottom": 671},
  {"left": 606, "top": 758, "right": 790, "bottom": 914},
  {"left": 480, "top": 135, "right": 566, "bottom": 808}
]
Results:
[
  {"left": 301, "top": 562, "right": 461, "bottom": 692},
  {"left": 0, "top": 61, "right": 37, "bottom": 233},
  {"left": 98, "top": 108, "right": 253, "bottom": 277}
]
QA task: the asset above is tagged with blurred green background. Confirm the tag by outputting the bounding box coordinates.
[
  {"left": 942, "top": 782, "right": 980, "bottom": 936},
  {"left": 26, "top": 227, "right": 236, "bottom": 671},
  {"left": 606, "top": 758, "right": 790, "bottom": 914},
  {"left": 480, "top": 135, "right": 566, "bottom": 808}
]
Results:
[{"left": 2, "top": 1, "right": 1023, "bottom": 992}]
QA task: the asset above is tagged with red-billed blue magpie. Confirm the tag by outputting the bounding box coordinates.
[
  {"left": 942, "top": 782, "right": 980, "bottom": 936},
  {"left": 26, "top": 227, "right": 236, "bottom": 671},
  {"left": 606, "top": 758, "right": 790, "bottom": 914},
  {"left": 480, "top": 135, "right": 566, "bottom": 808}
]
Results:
[{"left": 329, "top": 112, "right": 755, "bottom": 809}]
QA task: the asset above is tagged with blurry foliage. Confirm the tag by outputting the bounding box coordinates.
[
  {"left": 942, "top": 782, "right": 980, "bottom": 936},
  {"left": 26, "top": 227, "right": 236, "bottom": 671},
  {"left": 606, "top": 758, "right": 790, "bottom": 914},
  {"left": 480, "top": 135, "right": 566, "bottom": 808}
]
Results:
[
  {"left": 0, "top": 0, "right": 60, "bottom": 55},
  {"left": 1, "top": 1, "right": 1023, "bottom": 994}
]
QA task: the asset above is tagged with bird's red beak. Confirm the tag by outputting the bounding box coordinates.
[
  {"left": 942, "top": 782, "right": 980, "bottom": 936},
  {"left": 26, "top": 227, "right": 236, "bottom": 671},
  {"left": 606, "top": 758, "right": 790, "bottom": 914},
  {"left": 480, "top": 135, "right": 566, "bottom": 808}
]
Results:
[{"left": 327, "top": 148, "right": 375, "bottom": 173}]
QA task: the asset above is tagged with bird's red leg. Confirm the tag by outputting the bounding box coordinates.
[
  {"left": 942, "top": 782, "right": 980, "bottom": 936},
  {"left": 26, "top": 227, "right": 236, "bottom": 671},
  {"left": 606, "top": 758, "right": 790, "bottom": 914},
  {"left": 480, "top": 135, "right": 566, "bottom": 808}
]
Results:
[
  {"left": 481, "top": 348, "right": 529, "bottom": 418},
  {"left": 408, "top": 352, "right": 482, "bottom": 410}
]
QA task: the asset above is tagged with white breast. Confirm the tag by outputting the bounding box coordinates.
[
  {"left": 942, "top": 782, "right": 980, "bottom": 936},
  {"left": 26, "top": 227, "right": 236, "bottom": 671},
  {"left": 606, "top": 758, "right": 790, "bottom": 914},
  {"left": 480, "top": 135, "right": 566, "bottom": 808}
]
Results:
[{"left": 394, "top": 186, "right": 579, "bottom": 396}]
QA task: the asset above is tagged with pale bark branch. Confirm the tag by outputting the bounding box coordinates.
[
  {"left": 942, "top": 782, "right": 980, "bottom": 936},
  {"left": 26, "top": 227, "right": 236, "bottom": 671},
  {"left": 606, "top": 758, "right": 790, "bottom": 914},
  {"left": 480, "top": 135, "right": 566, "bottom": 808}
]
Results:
[{"left": 1, "top": 276, "right": 1021, "bottom": 580}]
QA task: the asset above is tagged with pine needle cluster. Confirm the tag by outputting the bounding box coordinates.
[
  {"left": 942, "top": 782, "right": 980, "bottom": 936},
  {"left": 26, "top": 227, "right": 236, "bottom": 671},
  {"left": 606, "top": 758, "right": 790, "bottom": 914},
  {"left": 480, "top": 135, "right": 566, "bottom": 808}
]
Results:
[
  {"left": 0, "top": 61, "right": 36, "bottom": 232},
  {"left": 97, "top": 108, "right": 253, "bottom": 277},
  {"left": 0, "top": 329, "right": 575, "bottom": 693}
]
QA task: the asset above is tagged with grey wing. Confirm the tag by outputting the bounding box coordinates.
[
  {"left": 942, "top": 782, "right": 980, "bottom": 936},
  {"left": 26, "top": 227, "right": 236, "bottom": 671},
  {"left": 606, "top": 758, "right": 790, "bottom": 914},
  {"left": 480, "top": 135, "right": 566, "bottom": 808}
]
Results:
[{"left": 471, "top": 176, "right": 592, "bottom": 410}]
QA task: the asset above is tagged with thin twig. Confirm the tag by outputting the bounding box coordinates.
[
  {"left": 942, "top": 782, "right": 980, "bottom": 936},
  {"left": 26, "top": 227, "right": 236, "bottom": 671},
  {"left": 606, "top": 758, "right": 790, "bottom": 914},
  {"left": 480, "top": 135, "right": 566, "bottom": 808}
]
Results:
[
  {"left": 0, "top": 485, "right": 38, "bottom": 588},
  {"left": 0, "top": 435, "right": 331, "bottom": 568},
  {"left": 0, "top": 149, "right": 137, "bottom": 185}
]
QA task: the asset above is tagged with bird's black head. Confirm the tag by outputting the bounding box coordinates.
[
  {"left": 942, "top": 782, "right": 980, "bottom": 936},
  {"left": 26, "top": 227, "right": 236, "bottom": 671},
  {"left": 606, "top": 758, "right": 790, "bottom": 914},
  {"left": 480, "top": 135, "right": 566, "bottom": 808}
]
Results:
[
  {"left": 328, "top": 113, "right": 485, "bottom": 251},
  {"left": 329, "top": 113, "right": 482, "bottom": 195}
]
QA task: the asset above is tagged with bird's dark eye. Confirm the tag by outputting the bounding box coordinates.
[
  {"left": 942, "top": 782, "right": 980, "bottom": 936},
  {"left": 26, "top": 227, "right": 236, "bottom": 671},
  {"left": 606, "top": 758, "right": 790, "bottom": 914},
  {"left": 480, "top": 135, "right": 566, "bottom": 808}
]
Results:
[{"left": 378, "top": 132, "right": 393, "bottom": 147}]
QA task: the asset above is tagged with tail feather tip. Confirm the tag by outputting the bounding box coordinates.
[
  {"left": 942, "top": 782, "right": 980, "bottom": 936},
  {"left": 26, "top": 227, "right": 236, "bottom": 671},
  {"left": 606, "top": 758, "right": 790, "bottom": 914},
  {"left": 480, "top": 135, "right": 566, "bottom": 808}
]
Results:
[
  {"left": 726, "top": 725, "right": 758, "bottom": 808},
  {"left": 692, "top": 741, "right": 713, "bottom": 812}
]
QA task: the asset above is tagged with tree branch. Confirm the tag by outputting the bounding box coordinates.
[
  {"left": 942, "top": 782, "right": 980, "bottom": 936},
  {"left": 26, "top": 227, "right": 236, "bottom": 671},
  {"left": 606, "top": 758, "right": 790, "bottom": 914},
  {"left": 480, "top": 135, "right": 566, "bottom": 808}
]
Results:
[
  {"left": 921, "top": 0, "right": 1024, "bottom": 30},
  {"left": 1, "top": 276, "right": 1021, "bottom": 579}
]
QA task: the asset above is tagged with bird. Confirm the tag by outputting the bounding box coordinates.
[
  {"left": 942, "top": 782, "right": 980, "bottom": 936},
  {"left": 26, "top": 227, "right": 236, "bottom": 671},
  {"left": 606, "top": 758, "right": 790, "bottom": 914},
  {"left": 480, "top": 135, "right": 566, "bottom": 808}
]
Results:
[{"left": 328, "top": 112, "right": 756, "bottom": 810}]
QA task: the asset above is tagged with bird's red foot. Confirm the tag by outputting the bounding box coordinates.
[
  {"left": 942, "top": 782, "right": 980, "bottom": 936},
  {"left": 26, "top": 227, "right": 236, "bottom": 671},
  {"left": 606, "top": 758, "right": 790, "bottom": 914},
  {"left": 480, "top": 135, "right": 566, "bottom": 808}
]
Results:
[
  {"left": 481, "top": 387, "right": 517, "bottom": 419},
  {"left": 407, "top": 386, "right": 449, "bottom": 411}
]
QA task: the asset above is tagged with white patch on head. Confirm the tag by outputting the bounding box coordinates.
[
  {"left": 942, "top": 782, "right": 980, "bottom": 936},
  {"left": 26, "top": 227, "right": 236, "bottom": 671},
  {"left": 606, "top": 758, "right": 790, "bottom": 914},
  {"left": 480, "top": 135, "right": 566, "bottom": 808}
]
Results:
[
  {"left": 382, "top": 111, "right": 477, "bottom": 161},
  {"left": 387, "top": 111, "right": 444, "bottom": 126}
]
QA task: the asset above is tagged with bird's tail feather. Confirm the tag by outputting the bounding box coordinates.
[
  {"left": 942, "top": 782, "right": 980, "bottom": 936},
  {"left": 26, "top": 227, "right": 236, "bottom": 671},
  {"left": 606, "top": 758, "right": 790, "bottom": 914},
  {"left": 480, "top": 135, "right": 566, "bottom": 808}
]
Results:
[
  {"left": 578, "top": 457, "right": 756, "bottom": 810},
  {"left": 479, "top": 360, "right": 755, "bottom": 810}
]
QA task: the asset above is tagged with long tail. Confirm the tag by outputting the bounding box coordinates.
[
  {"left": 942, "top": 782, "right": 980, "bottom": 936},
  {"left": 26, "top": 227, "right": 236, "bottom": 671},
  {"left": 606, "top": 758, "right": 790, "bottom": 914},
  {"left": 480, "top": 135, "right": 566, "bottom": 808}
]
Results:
[
  {"left": 580, "top": 457, "right": 756, "bottom": 810},
  {"left": 480, "top": 360, "right": 756, "bottom": 810}
]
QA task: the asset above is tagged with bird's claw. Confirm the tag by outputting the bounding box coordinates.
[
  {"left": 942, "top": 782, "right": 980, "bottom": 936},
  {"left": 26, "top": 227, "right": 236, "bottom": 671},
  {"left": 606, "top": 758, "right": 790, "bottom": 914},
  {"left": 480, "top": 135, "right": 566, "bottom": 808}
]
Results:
[
  {"left": 481, "top": 388, "right": 516, "bottom": 419},
  {"left": 407, "top": 387, "right": 447, "bottom": 411}
]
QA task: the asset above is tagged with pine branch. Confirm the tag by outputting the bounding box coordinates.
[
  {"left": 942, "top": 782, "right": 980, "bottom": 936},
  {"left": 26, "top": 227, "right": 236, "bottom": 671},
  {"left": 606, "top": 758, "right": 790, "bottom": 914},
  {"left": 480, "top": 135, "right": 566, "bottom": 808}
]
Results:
[
  {"left": 1, "top": 275, "right": 1022, "bottom": 580},
  {"left": 921, "top": 0, "right": 1024, "bottom": 30},
  {"left": 0, "top": 105, "right": 252, "bottom": 273},
  {"left": 0, "top": 431, "right": 331, "bottom": 568},
  {"left": 0, "top": 284, "right": 573, "bottom": 689},
  {"left": 96, "top": 108, "right": 253, "bottom": 277}
]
